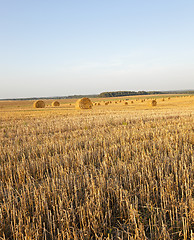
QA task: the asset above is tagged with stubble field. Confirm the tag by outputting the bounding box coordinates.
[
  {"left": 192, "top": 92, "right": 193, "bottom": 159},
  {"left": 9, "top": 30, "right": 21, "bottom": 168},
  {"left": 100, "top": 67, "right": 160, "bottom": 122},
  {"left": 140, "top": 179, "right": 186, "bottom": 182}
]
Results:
[{"left": 0, "top": 95, "right": 193, "bottom": 239}]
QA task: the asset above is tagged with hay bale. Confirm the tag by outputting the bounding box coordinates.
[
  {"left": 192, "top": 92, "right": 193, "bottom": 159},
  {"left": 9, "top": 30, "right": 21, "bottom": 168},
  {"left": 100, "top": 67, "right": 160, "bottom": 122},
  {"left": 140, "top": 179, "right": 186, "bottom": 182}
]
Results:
[
  {"left": 75, "top": 97, "right": 93, "bottom": 109},
  {"left": 151, "top": 100, "right": 157, "bottom": 106},
  {"left": 105, "top": 102, "right": 109, "bottom": 105},
  {"left": 124, "top": 102, "right": 128, "bottom": 105},
  {"left": 98, "top": 103, "right": 101, "bottom": 106},
  {"left": 131, "top": 101, "right": 133, "bottom": 104},
  {"left": 33, "top": 100, "right": 45, "bottom": 108},
  {"left": 162, "top": 98, "right": 165, "bottom": 101},
  {"left": 52, "top": 101, "right": 60, "bottom": 107}
]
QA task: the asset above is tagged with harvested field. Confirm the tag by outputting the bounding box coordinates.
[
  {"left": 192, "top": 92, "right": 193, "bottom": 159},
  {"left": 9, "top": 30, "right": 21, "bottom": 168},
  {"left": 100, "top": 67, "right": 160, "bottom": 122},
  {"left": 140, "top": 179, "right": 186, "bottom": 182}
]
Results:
[{"left": 0, "top": 95, "right": 194, "bottom": 239}]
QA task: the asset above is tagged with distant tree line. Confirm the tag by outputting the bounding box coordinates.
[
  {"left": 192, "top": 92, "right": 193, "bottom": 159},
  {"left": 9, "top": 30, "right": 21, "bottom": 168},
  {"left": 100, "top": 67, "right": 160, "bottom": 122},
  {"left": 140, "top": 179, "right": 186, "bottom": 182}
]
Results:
[
  {"left": 98, "top": 90, "right": 194, "bottom": 98},
  {"left": 1, "top": 90, "right": 194, "bottom": 101},
  {"left": 66, "top": 94, "right": 98, "bottom": 99},
  {"left": 99, "top": 91, "right": 163, "bottom": 98}
]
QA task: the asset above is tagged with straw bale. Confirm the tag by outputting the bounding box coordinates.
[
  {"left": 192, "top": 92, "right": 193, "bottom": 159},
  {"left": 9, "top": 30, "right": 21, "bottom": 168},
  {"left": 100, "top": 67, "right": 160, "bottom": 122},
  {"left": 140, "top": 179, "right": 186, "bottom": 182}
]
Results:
[
  {"left": 151, "top": 100, "right": 157, "bottom": 106},
  {"left": 75, "top": 97, "right": 93, "bottom": 109},
  {"left": 33, "top": 100, "right": 45, "bottom": 108},
  {"left": 52, "top": 101, "right": 60, "bottom": 107}
]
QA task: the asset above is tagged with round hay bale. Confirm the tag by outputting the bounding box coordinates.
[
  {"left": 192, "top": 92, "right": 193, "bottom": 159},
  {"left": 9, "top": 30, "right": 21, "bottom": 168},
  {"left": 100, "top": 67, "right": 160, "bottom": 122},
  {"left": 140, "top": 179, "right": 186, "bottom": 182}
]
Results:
[
  {"left": 33, "top": 100, "right": 45, "bottom": 108},
  {"left": 75, "top": 97, "right": 93, "bottom": 109},
  {"left": 131, "top": 101, "right": 133, "bottom": 104},
  {"left": 98, "top": 103, "right": 101, "bottom": 106},
  {"left": 124, "top": 102, "right": 128, "bottom": 105},
  {"left": 151, "top": 100, "right": 157, "bottom": 106},
  {"left": 105, "top": 102, "right": 109, "bottom": 105},
  {"left": 52, "top": 101, "right": 60, "bottom": 107},
  {"left": 162, "top": 98, "right": 165, "bottom": 101}
]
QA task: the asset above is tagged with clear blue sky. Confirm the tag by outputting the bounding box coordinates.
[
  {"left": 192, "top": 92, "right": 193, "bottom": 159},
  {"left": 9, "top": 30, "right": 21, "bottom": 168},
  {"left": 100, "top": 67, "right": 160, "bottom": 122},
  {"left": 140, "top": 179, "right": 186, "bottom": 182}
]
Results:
[{"left": 0, "top": 0, "right": 194, "bottom": 98}]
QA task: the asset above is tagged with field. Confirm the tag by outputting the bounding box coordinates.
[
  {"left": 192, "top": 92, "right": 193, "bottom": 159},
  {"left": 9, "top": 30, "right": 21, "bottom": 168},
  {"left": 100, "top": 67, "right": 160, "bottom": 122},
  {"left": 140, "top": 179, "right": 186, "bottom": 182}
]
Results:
[{"left": 0, "top": 95, "right": 194, "bottom": 239}]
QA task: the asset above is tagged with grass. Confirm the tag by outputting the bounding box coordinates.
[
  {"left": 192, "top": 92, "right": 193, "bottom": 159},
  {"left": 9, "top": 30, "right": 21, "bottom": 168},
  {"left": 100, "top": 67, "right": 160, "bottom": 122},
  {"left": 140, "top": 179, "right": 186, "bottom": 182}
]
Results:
[{"left": 0, "top": 95, "right": 194, "bottom": 239}]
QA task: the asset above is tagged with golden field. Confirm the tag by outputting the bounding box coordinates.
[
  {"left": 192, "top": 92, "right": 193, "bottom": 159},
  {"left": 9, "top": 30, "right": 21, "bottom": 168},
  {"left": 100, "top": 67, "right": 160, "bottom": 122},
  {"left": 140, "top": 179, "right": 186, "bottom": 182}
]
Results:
[{"left": 0, "top": 95, "right": 194, "bottom": 239}]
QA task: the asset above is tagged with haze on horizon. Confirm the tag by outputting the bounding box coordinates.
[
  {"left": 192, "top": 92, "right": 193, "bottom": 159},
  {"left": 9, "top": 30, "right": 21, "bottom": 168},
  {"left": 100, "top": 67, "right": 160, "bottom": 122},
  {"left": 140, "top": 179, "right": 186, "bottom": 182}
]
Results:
[{"left": 0, "top": 0, "right": 194, "bottom": 99}]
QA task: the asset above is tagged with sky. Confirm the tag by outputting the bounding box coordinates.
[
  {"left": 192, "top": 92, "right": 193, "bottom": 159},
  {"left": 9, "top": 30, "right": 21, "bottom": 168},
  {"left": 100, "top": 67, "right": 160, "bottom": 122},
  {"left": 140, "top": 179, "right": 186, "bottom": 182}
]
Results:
[{"left": 0, "top": 0, "right": 194, "bottom": 99}]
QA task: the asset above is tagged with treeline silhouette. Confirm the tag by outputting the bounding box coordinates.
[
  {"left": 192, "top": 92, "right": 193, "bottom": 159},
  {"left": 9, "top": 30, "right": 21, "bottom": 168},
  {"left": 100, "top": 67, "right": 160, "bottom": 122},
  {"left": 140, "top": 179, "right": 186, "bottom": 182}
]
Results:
[
  {"left": 99, "top": 91, "right": 161, "bottom": 97},
  {"left": 99, "top": 90, "right": 194, "bottom": 98},
  {"left": 1, "top": 90, "right": 194, "bottom": 101}
]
